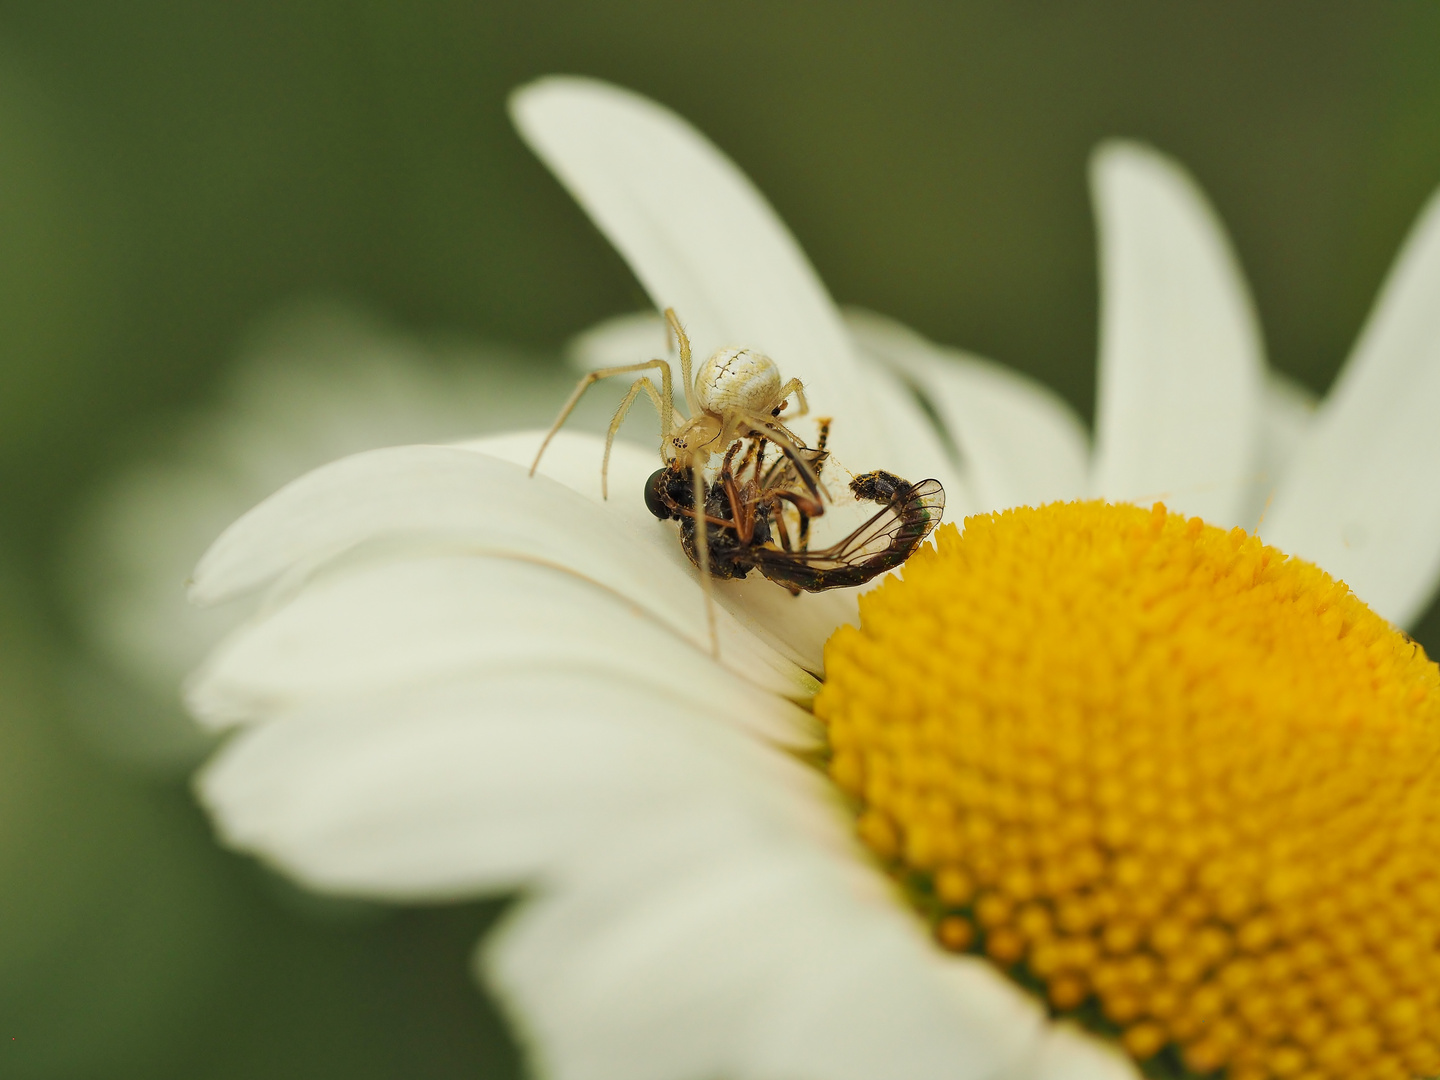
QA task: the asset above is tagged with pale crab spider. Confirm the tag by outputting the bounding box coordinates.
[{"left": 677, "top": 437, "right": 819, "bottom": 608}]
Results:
[{"left": 529, "top": 307, "right": 819, "bottom": 654}]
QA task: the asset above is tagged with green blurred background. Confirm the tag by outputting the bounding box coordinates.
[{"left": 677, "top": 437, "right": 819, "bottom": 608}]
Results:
[{"left": 3, "top": 4, "right": 1439, "bottom": 1077}]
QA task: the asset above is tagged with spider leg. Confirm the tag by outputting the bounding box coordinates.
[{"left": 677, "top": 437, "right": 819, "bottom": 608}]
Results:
[
  {"left": 530, "top": 359, "right": 674, "bottom": 495},
  {"left": 602, "top": 375, "right": 670, "bottom": 499},
  {"left": 775, "top": 377, "right": 808, "bottom": 419},
  {"left": 664, "top": 308, "right": 698, "bottom": 415}
]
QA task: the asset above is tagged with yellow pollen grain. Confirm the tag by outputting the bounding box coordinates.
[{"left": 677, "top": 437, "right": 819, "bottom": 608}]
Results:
[{"left": 814, "top": 501, "right": 1440, "bottom": 1080}]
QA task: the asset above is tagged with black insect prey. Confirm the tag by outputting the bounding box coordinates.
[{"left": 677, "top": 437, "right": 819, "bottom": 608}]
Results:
[{"left": 644, "top": 431, "right": 945, "bottom": 595}]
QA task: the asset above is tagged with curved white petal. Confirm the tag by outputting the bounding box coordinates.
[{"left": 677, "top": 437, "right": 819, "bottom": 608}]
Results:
[
  {"left": 1262, "top": 188, "right": 1440, "bottom": 627},
  {"left": 190, "top": 441, "right": 813, "bottom": 698},
  {"left": 1090, "top": 141, "right": 1265, "bottom": 527},
  {"left": 847, "top": 308, "right": 1087, "bottom": 513},
  {"left": 488, "top": 805, "right": 1044, "bottom": 1080},
  {"left": 189, "top": 553, "right": 814, "bottom": 747},
  {"left": 198, "top": 670, "right": 821, "bottom": 900},
  {"left": 511, "top": 76, "right": 890, "bottom": 474}
]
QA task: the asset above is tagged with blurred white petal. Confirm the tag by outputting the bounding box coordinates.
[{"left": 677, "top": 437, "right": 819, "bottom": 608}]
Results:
[
  {"left": 1090, "top": 141, "right": 1265, "bottom": 526},
  {"left": 847, "top": 308, "right": 1087, "bottom": 513},
  {"left": 1262, "top": 188, "right": 1440, "bottom": 626},
  {"left": 64, "top": 301, "right": 584, "bottom": 770},
  {"left": 1239, "top": 371, "right": 1318, "bottom": 532},
  {"left": 511, "top": 76, "right": 890, "bottom": 475}
]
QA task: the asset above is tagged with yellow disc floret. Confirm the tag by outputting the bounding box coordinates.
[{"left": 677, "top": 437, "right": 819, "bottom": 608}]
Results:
[{"left": 815, "top": 501, "right": 1440, "bottom": 1080}]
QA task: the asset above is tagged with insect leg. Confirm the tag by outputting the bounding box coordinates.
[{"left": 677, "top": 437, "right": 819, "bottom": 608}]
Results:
[
  {"left": 691, "top": 460, "right": 720, "bottom": 659},
  {"left": 737, "top": 413, "right": 826, "bottom": 516},
  {"left": 814, "top": 417, "right": 831, "bottom": 454},
  {"left": 530, "top": 359, "right": 675, "bottom": 487},
  {"left": 718, "top": 442, "right": 758, "bottom": 543}
]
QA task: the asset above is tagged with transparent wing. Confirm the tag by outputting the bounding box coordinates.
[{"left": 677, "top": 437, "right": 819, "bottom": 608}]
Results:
[{"left": 750, "top": 478, "right": 945, "bottom": 591}]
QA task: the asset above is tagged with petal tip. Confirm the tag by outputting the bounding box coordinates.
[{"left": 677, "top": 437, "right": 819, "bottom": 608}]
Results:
[
  {"left": 1089, "top": 138, "right": 1190, "bottom": 200},
  {"left": 509, "top": 74, "right": 659, "bottom": 142}
]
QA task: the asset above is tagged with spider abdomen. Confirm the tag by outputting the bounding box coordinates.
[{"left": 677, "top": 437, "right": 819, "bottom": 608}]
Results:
[{"left": 694, "top": 347, "right": 782, "bottom": 415}]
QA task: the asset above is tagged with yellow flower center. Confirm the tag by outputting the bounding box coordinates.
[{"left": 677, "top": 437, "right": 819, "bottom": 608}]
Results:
[{"left": 815, "top": 501, "right": 1440, "bottom": 1080}]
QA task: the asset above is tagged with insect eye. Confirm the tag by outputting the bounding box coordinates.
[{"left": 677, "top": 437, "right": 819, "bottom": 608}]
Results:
[{"left": 645, "top": 468, "right": 684, "bottom": 520}]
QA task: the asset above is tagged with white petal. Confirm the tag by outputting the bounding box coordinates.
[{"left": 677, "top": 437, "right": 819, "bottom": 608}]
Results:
[
  {"left": 488, "top": 807, "right": 1043, "bottom": 1080},
  {"left": 198, "top": 670, "right": 818, "bottom": 900},
  {"left": 190, "top": 442, "right": 813, "bottom": 697},
  {"left": 566, "top": 310, "right": 669, "bottom": 374},
  {"left": 1024, "top": 1022, "right": 1141, "bottom": 1080},
  {"left": 1262, "top": 188, "right": 1440, "bottom": 627},
  {"left": 189, "top": 552, "right": 813, "bottom": 747},
  {"left": 510, "top": 77, "right": 891, "bottom": 474},
  {"left": 847, "top": 308, "right": 1088, "bottom": 513},
  {"left": 1090, "top": 141, "right": 1265, "bottom": 527}
]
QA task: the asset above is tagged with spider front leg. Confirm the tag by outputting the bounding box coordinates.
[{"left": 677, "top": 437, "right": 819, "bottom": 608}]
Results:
[
  {"left": 529, "top": 358, "right": 675, "bottom": 493},
  {"left": 602, "top": 375, "right": 671, "bottom": 499}
]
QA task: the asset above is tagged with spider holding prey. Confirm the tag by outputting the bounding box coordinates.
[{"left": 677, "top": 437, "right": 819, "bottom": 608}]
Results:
[
  {"left": 645, "top": 434, "right": 946, "bottom": 595},
  {"left": 531, "top": 307, "right": 825, "bottom": 503},
  {"left": 530, "top": 307, "right": 944, "bottom": 652}
]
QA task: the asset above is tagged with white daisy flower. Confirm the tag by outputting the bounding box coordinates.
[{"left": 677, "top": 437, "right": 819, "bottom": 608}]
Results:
[{"left": 185, "top": 77, "right": 1440, "bottom": 1080}]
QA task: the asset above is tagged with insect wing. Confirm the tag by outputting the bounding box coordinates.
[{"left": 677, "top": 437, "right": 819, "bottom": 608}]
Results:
[
  {"left": 827, "top": 478, "right": 944, "bottom": 561},
  {"left": 749, "top": 478, "right": 945, "bottom": 591}
]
